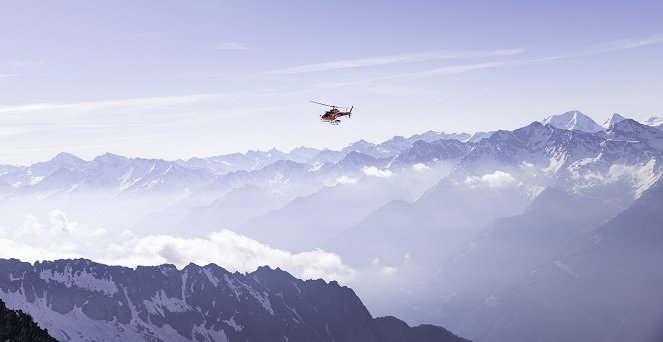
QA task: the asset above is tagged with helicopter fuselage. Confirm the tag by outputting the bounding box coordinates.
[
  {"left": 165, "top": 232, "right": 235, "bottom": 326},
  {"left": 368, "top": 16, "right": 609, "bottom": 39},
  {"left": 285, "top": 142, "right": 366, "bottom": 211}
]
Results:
[
  {"left": 321, "top": 109, "right": 351, "bottom": 122},
  {"left": 311, "top": 101, "right": 353, "bottom": 124}
]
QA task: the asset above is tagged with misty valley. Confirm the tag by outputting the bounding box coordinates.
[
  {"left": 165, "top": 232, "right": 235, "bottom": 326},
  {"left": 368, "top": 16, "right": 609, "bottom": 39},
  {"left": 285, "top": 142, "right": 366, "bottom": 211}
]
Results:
[{"left": 1, "top": 111, "right": 662, "bottom": 341}]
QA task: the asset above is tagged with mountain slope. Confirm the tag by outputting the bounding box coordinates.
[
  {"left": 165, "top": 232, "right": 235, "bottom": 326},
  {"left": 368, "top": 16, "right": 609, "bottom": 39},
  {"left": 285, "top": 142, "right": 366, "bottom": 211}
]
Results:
[
  {"left": 0, "top": 298, "right": 58, "bottom": 342},
  {"left": 238, "top": 182, "right": 397, "bottom": 252},
  {"left": 176, "top": 185, "right": 283, "bottom": 232},
  {"left": 642, "top": 116, "right": 663, "bottom": 129},
  {"left": 323, "top": 200, "right": 448, "bottom": 267},
  {"left": 461, "top": 180, "right": 663, "bottom": 342},
  {"left": 0, "top": 259, "right": 469, "bottom": 342},
  {"left": 602, "top": 113, "right": 627, "bottom": 128}
]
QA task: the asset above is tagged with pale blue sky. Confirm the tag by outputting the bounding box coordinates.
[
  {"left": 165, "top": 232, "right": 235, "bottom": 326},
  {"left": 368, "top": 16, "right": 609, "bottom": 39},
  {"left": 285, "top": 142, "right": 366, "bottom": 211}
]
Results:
[{"left": 1, "top": 0, "right": 662, "bottom": 164}]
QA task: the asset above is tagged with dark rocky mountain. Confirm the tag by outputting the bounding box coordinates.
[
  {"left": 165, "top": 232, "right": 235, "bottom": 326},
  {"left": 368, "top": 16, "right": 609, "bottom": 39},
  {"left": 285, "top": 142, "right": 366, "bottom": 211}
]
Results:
[
  {"left": 0, "top": 258, "right": 468, "bottom": 342},
  {"left": 373, "top": 316, "right": 470, "bottom": 342},
  {"left": 0, "top": 298, "right": 58, "bottom": 342}
]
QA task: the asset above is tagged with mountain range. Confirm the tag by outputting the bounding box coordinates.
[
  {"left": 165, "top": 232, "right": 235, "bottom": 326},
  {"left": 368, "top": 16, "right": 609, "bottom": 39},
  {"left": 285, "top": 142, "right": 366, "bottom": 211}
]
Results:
[
  {"left": 0, "top": 258, "right": 468, "bottom": 342},
  {"left": 1, "top": 110, "right": 663, "bottom": 341}
]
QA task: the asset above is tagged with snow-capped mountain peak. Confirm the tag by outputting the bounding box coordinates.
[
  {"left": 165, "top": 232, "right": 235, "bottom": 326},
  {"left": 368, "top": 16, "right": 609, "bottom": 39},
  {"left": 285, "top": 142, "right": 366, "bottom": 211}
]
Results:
[
  {"left": 541, "top": 110, "right": 603, "bottom": 133},
  {"left": 50, "top": 152, "right": 85, "bottom": 164},
  {"left": 602, "top": 113, "right": 627, "bottom": 129},
  {"left": 642, "top": 116, "right": 663, "bottom": 129},
  {"left": 607, "top": 119, "right": 663, "bottom": 150},
  {"left": 343, "top": 139, "right": 376, "bottom": 154}
]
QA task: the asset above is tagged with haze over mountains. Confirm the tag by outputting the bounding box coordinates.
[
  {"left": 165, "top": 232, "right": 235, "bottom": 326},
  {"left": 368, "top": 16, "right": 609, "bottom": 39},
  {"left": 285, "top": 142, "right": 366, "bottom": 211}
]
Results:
[{"left": 1, "top": 110, "right": 663, "bottom": 341}]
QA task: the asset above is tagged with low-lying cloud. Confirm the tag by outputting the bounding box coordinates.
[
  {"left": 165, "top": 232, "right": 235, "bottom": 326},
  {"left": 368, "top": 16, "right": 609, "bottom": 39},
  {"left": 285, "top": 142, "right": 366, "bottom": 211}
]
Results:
[
  {"left": 381, "top": 265, "right": 399, "bottom": 275},
  {"left": 0, "top": 211, "right": 356, "bottom": 283},
  {"left": 11, "top": 211, "right": 106, "bottom": 239},
  {"left": 412, "top": 163, "right": 430, "bottom": 172},
  {"left": 49, "top": 210, "right": 107, "bottom": 237},
  {"left": 325, "top": 175, "right": 359, "bottom": 186},
  {"left": 103, "top": 230, "right": 356, "bottom": 282},
  {"left": 362, "top": 166, "right": 393, "bottom": 178},
  {"left": 465, "top": 171, "right": 516, "bottom": 188}
]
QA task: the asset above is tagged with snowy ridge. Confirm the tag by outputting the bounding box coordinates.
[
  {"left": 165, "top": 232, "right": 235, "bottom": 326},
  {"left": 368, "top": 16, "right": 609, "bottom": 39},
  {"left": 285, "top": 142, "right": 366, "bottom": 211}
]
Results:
[
  {"left": 642, "top": 116, "right": 663, "bottom": 129},
  {"left": 0, "top": 110, "right": 659, "bottom": 207},
  {"left": 38, "top": 268, "right": 118, "bottom": 296},
  {"left": 602, "top": 113, "right": 627, "bottom": 129},
  {"left": 143, "top": 289, "right": 193, "bottom": 316},
  {"left": 0, "top": 259, "right": 465, "bottom": 342}
]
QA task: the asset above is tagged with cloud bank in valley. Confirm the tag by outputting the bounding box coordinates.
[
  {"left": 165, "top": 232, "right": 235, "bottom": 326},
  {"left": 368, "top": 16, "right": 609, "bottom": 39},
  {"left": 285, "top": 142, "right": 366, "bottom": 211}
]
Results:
[
  {"left": 325, "top": 175, "right": 359, "bottom": 186},
  {"left": 362, "top": 166, "right": 394, "bottom": 178},
  {"left": 0, "top": 211, "right": 356, "bottom": 283},
  {"left": 103, "top": 230, "right": 356, "bottom": 282},
  {"left": 465, "top": 171, "right": 516, "bottom": 188},
  {"left": 412, "top": 163, "right": 430, "bottom": 172}
]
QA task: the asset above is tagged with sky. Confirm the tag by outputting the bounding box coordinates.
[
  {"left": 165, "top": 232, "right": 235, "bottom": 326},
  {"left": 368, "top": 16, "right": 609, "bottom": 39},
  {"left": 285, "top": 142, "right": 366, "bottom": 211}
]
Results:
[{"left": 1, "top": 0, "right": 662, "bottom": 165}]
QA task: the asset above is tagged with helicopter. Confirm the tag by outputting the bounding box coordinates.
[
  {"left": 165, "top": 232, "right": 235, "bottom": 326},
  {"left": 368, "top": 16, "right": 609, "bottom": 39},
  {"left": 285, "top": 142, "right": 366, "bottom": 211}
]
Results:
[{"left": 311, "top": 101, "right": 353, "bottom": 125}]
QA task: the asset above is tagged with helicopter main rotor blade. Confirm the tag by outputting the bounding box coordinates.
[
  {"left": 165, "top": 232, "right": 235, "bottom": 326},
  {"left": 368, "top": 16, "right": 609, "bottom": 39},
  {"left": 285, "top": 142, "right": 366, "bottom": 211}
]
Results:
[{"left": 310, "top": 101, "right": 336, "bottom": 108}]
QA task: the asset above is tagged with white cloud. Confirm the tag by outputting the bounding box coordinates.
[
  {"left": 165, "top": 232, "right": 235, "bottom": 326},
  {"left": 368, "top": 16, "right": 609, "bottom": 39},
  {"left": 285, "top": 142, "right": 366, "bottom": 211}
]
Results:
[
  {"left": 381, "top": 266, "right": 398, "bottom": 275},
  {"left": 520, "top": 161, "right": 536, "bottom": 169},
  {"left": 589, "top": 32, "right": 663, "bottom": 53},
  {"left": 485, "top": 294, "right": 500, "bottom": 307},
  {"left": 8, "top": 60, "right": 46, "bottom": 67},
  {"left": 10, "top": 211, "right": 107, "bottom": 242},
  {"left": 311, "top": 34, "right": 663, "bottom": 89},
  {"left": 48, "top": 210, "right": 107, "bottom": 237},
  {"left": 100, "top": 230, "right": 355, "bottom": 282},
  {"left": 309, "top": 61, "right": 511, "bottom": 91},
  {"left": 403, "top": 253, "right": 411, "bottom": 263},
  {"left": 214, "top": 42, "right": 249, "bottom": 50},
  {"left": 465, "top": 171, "right": 516, "bottom": 188},
  {"left": 12, "top": 214, "right": 44, "bottom": 238},
  {"left": 0, "top": 211, "right": 355, "bottom": 283},
  {"left": 327, "top": 175, "right": 358, "bottom": 186},
  {"left": 362, "top": 166, "right": 393, "bottom": 178},
  {"left": 390, "top": 62, "right": 506, "bottom": 81},
  {"left": 0, "top": 93, "right": 224, "bottom": 114},
  {"left": 412, "top": 163, "right": 430, "bottom": 172},
  {"left": 265, "top": 49, "right": 522, "bottom": 74},
  {"left": 0, "top": 127, "right": 26, "bottom": 138},
  {"left": 0, "top": 238, "right": 79, "bottom": 263}
]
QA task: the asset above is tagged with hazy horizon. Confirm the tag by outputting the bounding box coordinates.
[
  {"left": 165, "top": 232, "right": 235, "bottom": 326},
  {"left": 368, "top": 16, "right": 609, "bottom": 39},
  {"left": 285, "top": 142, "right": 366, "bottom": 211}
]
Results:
[{"left": 0, "top": 109, "right": 658, "bottom": 166}]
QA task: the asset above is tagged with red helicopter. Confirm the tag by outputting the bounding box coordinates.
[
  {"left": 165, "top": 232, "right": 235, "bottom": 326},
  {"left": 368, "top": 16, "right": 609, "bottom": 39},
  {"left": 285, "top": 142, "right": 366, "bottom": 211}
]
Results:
[{"left": 311, "top": 101, "right": 353, "bottom": 125}]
